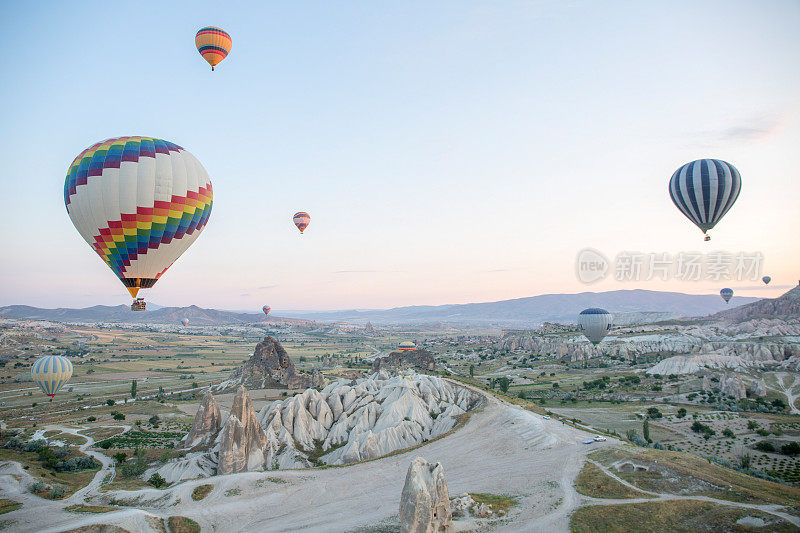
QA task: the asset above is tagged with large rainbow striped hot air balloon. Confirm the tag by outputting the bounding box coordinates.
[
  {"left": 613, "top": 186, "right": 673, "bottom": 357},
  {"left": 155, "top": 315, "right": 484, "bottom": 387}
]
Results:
[
  {"left": 195, "top": 26, "right": 231, "bottom": 71},
  {"left": 293, "top": 212, "right": 310, "bottom": 234},
  {"left": 64, "top": 137, "right": 213, "bottom": 310},
  {"left": 31, "top": 355, "right": 73, "bottom": 399}
]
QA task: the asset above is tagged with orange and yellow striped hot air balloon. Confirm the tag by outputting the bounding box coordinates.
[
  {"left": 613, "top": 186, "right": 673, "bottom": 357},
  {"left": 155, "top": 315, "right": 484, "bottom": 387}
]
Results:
[{"left": 195, "top": 26, "right": 232, "bottom": 71}]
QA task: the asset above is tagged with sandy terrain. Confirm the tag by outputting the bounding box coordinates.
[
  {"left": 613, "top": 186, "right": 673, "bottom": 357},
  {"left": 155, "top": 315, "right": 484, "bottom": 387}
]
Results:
[{"left": 3, "top": 384, "right": 614, "bottom": 532}]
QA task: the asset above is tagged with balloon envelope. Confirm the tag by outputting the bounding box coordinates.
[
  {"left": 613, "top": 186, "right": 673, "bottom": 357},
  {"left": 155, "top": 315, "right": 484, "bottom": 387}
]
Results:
[
  {"left": 577, "top": 308, "right": 613, "bottom": 345},
  {"left": 293, "top": 212, "right": 310, "bottom": 233},
  {"left": 669, "top": 159, "right": 741, "bottom": 238},
  {"left": 64, "top": 137, "right": 213, "bottom": 298},
  {"left": 720, "top": 288, "right": 733, "bottom": 303},
  {"left": 762, "top": 276, "right": 771, "bottom": 285},
  {"left": 182, "top": 318, "right": 189, "bottom": 326},
  {"left": 263, "top": 305, "right": 271, "bottom": 316},
  {"left": 195, "top": 26, "right": 231, "bottom": 70},
  {"left": 31, "top": 355, "right": 73, "bottom": 398}
]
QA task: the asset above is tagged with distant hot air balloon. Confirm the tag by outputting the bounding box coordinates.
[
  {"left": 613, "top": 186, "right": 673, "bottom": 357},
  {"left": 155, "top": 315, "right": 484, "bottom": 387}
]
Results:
[
  {"left": 182, "top": 318, "right": 189, "bottom": 326},
  {"left": 64, "top": 137, "right": 213, "bottom": 311},
  {"left": 293, "top": 212, "right": 310, "bottom": 234},
  {"left": 31, "top": 355, "right": 73, "bottom": 399},
  {"left": 195, "top": 26, "right": 231, "bottom": 71},
  {"left": 577, "top": 308, "right": 613, "bottom": 345},
  {"left": 398, "top": 341, "right": 416, "bottom": 352},
  {"left": 669, "top": 159, "right": 741, "bottom": 241},
  {"left": 762, "top": 276, "right": 771, "bottom": 285},
  {"left": 720, "top": 288, "right": 733, "bottom": 304},
  {"left": 263, "top": 305, "right": 271, "bottom": 317}
]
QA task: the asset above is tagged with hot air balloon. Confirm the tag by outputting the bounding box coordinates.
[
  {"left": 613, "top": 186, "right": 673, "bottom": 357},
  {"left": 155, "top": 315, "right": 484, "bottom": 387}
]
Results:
[
  {"left": 762, "top": 276, "right": 771, "bottom": 285},
  {"left": 577, "top": 308, "right": 613, "bottom": 345},
  {"left": 64, "top": 137, "right": 213, "bottom": 311},
  {"left": 262, "top": 305, "right": 271, "bottom": 317},
  {"left": 31, "top": 355, "right": 73, "bottom": 399},
  {"left": 182, "top": 318, "right": 189, "bottom": 326},
  {"left": 293, "top": 212, "right": 310, "bottom": 234},
  {"left": 398, "top": 341, "right": 416, "bottom": 352},
  {"left": 669, "top": 159, "right": 741, "bottom": 241},
  {"left": 195, "top": 26, "right": 231, "bottom": 71},
  {"left": 720, "top": 288, "right": 733, "bottom": 303}
]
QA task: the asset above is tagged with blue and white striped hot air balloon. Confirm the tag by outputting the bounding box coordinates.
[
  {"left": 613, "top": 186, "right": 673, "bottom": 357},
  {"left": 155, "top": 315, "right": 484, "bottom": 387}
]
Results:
[
  {"left": 669, "top": 159, "right": 741, "bottom": 241},
  {"left": 31, "top": 355, "right": 73, "bottom": 399},
  {"left": 577, "top": 308, "right": 613, "bottom": 345}
]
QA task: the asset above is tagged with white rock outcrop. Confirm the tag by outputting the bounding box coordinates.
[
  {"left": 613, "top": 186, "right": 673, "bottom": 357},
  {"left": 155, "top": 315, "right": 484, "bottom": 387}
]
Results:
[
  {"left": 182, "top": 391, "right": 222, "bottom": 449},
  {"left": 217, "top": 385, "right": 269, "bottom": 475},
  {"left": 400, "top": 457, "right": 452, "bottom": 533}
]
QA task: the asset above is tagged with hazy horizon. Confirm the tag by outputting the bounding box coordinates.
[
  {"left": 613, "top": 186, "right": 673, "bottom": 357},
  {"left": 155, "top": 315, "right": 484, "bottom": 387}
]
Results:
[{"left": 1, "top": 1, "right": 798, "bottom": 311}]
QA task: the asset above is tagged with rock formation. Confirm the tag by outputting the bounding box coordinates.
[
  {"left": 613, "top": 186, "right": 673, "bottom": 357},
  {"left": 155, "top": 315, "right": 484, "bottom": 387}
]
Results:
[
  {"left": 720, "top": 374, "right": 747, "bottom": 401},
  {"left": 399, "top": 457, "right": 452, "bottom": 533},
  {"left": 217, "top": 385, "right": 269, "bottom": 475},
  {"left": 373, "top": 348, "right": 436, "bottom": 373},
  {"left": 701, "top": 375, "right": 711, "bottom": 391},
  {"left": 182, "top": 391, "right": 222, "bottom": 449},
  {"left": 214, "top": 336, "right": 322, "bottom": 391},
  {"left": 752, "top": 379, "right": 767, "bottom": 398}
]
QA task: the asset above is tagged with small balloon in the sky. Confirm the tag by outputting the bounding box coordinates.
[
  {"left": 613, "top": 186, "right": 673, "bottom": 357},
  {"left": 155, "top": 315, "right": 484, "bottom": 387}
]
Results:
[
  {"left": 762, "top": 276, "right": 771, "bottom": 285},
  {"left": 577, "top": 308, "right": 613, "bottom": 345},
  {"left": 263, "top": 305, "right": 271, "bottom": 317},
  {"left": 182, "top": 318, "right": 189, "bottom": 326},
  {"left": 196, "top": 27, "right": 231, "bottom": 71},
  {"left": 669, "top": 159, "right": 741, "bottom": 241},
  {"left": 31, "top": 355, "right": 73, "bottom": 399},
  {"left": 293, "top": 212, "right": 310, "bottom": 234},
  {"left": 720, "top": 288, "right": 733, "bottom": 303}
]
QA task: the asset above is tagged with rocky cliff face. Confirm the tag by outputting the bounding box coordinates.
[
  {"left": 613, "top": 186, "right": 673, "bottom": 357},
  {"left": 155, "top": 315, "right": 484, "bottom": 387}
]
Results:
[
  {"left": 214, "top": 336, "right": 323, "bottom": 391},
  {"left": 258, "top": 371, "right": 481, "bottom": 468},
  {"left": 712, "top": 285, "right": 800, "bottom": 322},
  {"left": 721, "top": 374, "right": 747, "bottom": 401},
  {"left": 373, "top": 349, "right": 436, "bottom": 373},
  {"left": 217, "top": 385, "right": 269, "bottom": 475},
  {"left": 399, "top": 457, "right": 452, "bottom": 533},
  {"left": 182, "top": 391, "right": 222, "bottom": 449}
]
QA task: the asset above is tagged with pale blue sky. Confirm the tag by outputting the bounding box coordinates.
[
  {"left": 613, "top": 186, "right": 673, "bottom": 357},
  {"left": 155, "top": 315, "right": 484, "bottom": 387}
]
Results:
[{"left": 1, "top": 1, "right": 798, "bottom": 310}]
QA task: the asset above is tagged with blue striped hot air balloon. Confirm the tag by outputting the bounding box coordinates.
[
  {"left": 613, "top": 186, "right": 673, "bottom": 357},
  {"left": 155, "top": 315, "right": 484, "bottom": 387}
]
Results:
[
  {"left": 720, "top": 288, "right": 734, "bottom": 304},
  {"left": 669, "top": 159, "right": 741, "bottom": 241},
  {"left": 31, "top": 355, "right": 73, "bottom": 399},
  {"left": 578, "top": 308, "right": 613, "bottom": 345}
]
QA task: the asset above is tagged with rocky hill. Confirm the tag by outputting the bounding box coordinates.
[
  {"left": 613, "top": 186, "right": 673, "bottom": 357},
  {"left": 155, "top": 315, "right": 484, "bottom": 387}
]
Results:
[
  {"left": 213, "top": 336, "right": 323, "bottom": 391},
  {"left": 372, "top": 348, "right": 436, "bottom": 373},
  {"left": 151, "top": 372, "right": 482, "bottom": 483},
  {"left": 710, "top": 284, "right": 800, "bottom": 322}
]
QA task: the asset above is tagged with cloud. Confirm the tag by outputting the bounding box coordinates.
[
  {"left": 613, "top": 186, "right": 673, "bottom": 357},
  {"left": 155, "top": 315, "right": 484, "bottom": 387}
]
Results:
[
  {"left": 714, "top": 115, "right": 783, "bottom": 143},
  {"left": 257, "top": 285, "right": 278, "bottom": 290}
]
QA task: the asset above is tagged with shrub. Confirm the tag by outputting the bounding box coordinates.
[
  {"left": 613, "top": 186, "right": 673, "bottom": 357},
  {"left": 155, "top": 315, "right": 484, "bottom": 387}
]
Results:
[
  {"left": 781, "top": 442, "right": 800, "bottom": 456},
  {"left": 106, "top": 399, "right": 115, "bottom": 406},
  {"left": 112, "top": 413, "right": 125, "bottom": 421},
  {"left": 149, "top": 415, "right": 160, "bottom": 426},
  {"left": 676, "top": 408, "right": 687, "bottom": 418},
  {"left": 755, "top": 441, "right": 775, "bottom": 453},
  {"left": 24, "top": 439, "right": 47, "bottom": 452},
  {"left": 722, "top": 428, "right": 735, "bottom": 439},
  {"left": 646, "top": 407, "right": 662, "bottom": 419},
  {"left": 113, "top": 452, "right": 127, "bottom": 464},
  {"left": 87, "top": 416, "right": 96, "bottom": 422},
  {"left": 49, "top": 485, "right": 66, "bottom": 499},
  {"left": 148, "top": 473, "right": 167, "bottom": 488},
  {"left": 31, "top": 480, "right": 50, "bottom": 493},
  {"left": 747, "top": 420, "right": 759, "bottom": 431}
]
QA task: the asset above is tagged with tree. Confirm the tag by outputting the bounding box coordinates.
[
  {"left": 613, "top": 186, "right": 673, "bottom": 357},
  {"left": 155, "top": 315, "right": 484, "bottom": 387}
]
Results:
[
  {"left": 469, "top": 365, "right": 474, "bottom": 378},
  {"left": 106, "top": 399, "right": 115, "bottom": 406},
  {"left": 781, "top": 442, "right": 800, "bottom": 456},
  {"left": 497, "top": 377, "right": 510, "bottom": 393},
  {"left": 130, "top": 379, "right": 137, "bottom": 399},
  {"left": 113, "top": 452, "right": 127, "bottom": 464},
  {"left": 747, "top": 420, "right": 759, "bottom": 431},
  {"left": 646, "top": 407, "right": 662, "bottom": 419},
  {"left": 722, "top": 428, "right": 735, "bottom": 439},
  {"left": 148, "top": 472, "right": 166, "bottom": 488},
  {"left": 643, "top": 417, "right": 650, "bottom": 443},
  {"left": 149, "top": 415, "right": 160, "bottom": 426},
  {"left": 192, "top": 381, "right": 199, "bottom": 389}
]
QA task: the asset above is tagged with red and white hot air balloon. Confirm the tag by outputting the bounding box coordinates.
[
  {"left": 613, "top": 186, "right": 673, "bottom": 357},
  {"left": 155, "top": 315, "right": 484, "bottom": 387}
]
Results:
[{"left": 262, "top": 305, "right": 271, "bottom": 317}]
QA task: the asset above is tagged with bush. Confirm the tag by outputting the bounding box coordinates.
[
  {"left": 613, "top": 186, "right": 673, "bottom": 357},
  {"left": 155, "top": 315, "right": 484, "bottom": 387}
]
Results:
[
  {"left": 49, "top": 485, "right": 66, "bottom": 499},
  {"left": 747, "top": 420, "right": 759, "bottom": 431},
  {"left": 112, "top": 413, "right": 125, "bottom": 421},
  {"left": 646, "top": 407, "right": 662, "bottom": 419},
  {"left": 676, "top": 408, "right": 687, "bottom": 418},
  {"left": 148, "top": 473, "right": 167, "bottom": 488},
  {"left": 106, "top": 399, "right": 115, "bottom": 406},
  {"left": 31, "top": 480, "right": 50, "bottom": 493},
  {"left": 37, "top": 447, "right": 60, "bottom": 469},
  {"left": 87, "top": 416, "right": 96, "bottom": 422},
  {"left": 781, "top": 442, "right": 800, "bottom": 456},
  {"left": 755, "top": 441, "right": 775, "bottom": 453},
  {"left": 24, "top": 439, "right": 47, "bottom": 452},
  {"left": 149, "top": 415, "right": 160, "bottom": 426},
  {"left": 113, "top": 452, "right": 127, "bottom": 464},
  {"left": 722, "top": 428, "right": 735, "bottom": 439}
]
